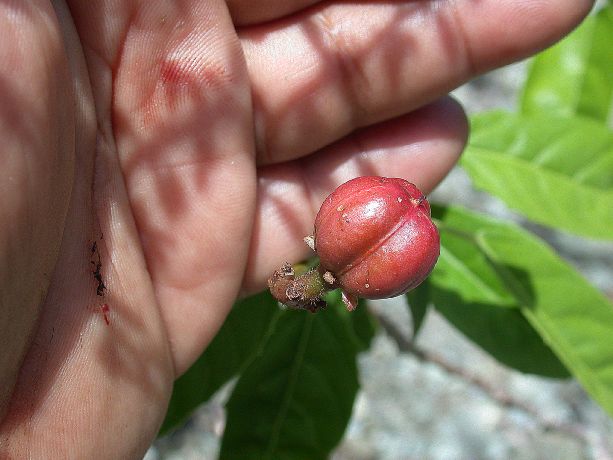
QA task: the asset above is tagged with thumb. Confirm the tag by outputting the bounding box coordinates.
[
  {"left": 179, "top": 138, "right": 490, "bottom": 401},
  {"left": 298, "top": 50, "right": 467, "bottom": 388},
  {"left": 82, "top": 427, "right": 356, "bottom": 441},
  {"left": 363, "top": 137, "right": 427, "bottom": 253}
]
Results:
[{"left": 0, "top": 1, "right": 74, "bottom": 419}]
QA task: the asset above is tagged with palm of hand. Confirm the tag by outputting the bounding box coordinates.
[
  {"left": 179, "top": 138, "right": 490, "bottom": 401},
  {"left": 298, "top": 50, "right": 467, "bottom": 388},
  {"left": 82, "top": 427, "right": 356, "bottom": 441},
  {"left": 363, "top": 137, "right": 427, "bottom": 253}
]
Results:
[{"left": 0, "top": 0, "right": 591, "bottom": 457}]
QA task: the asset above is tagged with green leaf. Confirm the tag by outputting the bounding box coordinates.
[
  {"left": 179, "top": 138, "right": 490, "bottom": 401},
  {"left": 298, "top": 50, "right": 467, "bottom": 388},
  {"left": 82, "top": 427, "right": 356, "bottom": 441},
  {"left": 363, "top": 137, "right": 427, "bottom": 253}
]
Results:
[
  {"left": 159, "top": 292, "right": 280, "bottom": 435},
  {"left": 431, "top": 205, "right": 518, "bottom": 308},
  {"left": 432, "top": 290, "right": 569, "bottom": 377},
  {"left": 406, "top": 279, "right": 430, "bottom": 338},
  {"left": 520, "top": 4, "right": 613, "bottom": 123},
  {"left": 430, "top": 205, "right": 569, "bottom": 377},
  {"left": 219, "top": 303, "right": 362, "bottom": 460},
  {"left": 476, "top": 227, "right": 613, "bottom": 419},
  {"left": 323, "top": 291, "right": 375, "bottom": 352},
  {"left": 463, "top": 111, "right": 613, "bottom": 239}
]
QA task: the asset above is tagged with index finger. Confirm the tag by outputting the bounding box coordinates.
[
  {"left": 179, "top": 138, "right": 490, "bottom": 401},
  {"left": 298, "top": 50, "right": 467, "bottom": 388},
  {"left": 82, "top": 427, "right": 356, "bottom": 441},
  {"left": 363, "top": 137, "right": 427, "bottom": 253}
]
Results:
[{"left": 239, "top": 0, "right": 594, "bottom": 165}]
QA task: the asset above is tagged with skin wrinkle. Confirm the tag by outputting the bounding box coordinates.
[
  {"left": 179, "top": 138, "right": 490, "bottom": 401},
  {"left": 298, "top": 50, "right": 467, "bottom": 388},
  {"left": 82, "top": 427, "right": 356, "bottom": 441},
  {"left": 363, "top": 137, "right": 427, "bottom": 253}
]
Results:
[
  {"left": 443, "top": 0, "right": 477, "bottom": 78},
  {"left": 313, "top": 7, "right": 370, "bottom": 128}
]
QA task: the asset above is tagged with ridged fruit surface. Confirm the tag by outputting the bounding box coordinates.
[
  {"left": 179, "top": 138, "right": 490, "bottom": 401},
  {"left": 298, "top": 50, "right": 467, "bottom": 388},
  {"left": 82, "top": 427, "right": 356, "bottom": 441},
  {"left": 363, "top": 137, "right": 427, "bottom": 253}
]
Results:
[{"left": 314, "top": 176, "right": 439, "bottom": 298}]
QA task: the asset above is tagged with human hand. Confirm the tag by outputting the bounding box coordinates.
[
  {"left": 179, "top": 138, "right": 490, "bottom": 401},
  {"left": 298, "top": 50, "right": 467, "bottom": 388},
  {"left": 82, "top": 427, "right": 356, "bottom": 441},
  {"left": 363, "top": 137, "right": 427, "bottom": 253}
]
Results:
[{"left": 0, "top": 0, "right": 593, "bottom": 457}]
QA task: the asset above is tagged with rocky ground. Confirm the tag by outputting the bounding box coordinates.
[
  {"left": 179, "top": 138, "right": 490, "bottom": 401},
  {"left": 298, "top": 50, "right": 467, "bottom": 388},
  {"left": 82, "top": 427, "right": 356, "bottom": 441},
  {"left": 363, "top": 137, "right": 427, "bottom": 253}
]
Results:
[{"left": 146, "top": 61, "right": 613, "bottom": 460}]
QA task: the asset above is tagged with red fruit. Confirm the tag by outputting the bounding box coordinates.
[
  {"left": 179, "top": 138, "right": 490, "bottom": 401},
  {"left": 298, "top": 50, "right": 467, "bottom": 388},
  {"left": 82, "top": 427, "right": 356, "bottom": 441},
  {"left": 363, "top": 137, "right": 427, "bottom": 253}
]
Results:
[{"left": 314, "top": 176, "right": 439, "bottom": 301}]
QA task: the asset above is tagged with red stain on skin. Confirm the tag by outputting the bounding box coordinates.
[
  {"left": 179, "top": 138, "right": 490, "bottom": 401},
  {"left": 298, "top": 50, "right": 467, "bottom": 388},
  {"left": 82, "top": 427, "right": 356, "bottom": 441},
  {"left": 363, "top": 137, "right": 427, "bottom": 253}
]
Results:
[
  {"left": 160, "top": 59, "right": 197, "bottom": 87},
  {"left": 160, "top": 58, "right": 229, "bottom": 88},
  {"left": 160, "top": 58, "right": 203, "bottom": 105},
  {"left": 158, "top": 58, "right": 230, "bottom": 107},
  {"left": 142, "top": 57, "right": 231, "bottom": 129},
  {"left": 100, "top": 304, "right": 110, "bottom": 326},
  {"left": 157, "top": 59, "right": 199, "bottom": 114},
  {"left": 199, "top": 63, "right": 230, "bottom": 89}
]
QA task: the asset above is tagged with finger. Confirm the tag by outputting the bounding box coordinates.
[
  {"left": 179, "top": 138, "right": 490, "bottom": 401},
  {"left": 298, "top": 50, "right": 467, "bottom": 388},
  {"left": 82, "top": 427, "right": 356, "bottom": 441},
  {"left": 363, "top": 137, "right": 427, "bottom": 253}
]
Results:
[
  {"left": 1, "top": 2, "right": 174, "bottom": 458},
  {"left": 240, "top": 0, "right": 593, "bottom": 165},
  {"left": 74, "top": 0, "right": 258, "bottom": 375},
  {"left": 242, "top": 96, "right": 467, "bottom": 294},
  {"left": 226, "top": 0, "right": 320, "bottom": 25},
  {"left": 0, "top": 0, "right": 73, "bottom": 420}
]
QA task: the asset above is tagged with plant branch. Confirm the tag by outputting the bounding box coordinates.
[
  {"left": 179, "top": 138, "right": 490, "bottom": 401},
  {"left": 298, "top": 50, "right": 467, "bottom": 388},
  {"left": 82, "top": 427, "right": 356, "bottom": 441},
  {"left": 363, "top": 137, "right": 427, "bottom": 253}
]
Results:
[{"left": 368, "top": 305, "right": 612, "bottom": 456}]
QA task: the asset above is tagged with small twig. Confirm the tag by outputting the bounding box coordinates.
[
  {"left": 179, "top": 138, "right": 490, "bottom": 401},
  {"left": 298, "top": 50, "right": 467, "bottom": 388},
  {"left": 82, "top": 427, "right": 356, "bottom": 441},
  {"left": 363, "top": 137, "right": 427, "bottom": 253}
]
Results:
[{"left": 368, "top": 306, "right": 611, "bottom": 454}]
